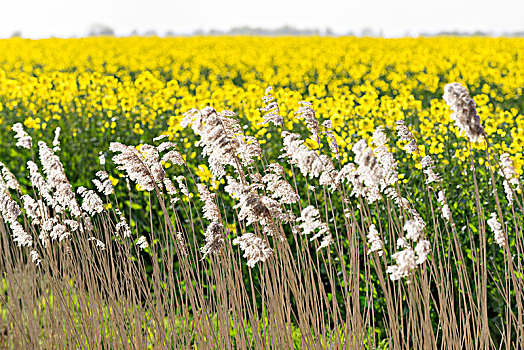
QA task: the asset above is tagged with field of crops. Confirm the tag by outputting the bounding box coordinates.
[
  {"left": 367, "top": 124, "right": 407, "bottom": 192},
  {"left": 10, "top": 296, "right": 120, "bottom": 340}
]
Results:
[
  {"left": 0, "top": 37, "right": 523, "bottom": 348},
  {"left": 1, "top": 38, "right": 523, "bottom": 177}
]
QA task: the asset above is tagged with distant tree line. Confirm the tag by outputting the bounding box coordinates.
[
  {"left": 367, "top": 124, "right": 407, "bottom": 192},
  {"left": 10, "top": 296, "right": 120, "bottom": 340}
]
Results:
[{"left": 8, "top": 25, "right": 524, "bottom": 38}]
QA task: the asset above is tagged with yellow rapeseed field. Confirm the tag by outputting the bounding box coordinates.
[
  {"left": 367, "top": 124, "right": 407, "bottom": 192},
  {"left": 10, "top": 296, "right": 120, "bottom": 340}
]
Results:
[{"left": 0, "top": 37, "right": 522, "bottom": 173}]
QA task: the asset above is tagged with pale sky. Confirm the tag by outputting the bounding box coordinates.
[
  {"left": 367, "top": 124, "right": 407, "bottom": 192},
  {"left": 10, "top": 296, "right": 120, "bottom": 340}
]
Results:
[{"left": 0, "top": 0, "right": 522, "bottom": 38}]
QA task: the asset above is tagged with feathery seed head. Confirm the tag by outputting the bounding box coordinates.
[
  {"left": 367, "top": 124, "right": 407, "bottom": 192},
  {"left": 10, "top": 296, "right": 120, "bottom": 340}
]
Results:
[
  {"left": 404, "top": 214, "right": 426, "bottom": 241},
  {"left": 52, "top": 127, "right": 61, "bottom": 152},
  {"left": 487, "top": 212, "right": 505, "bottom": 248},
  {"left": 437, "top": 190, "right": 452, "bottom": 222},
  {"left": 110, "top": 142, "right": 156, "bottom": 192},
  {"left": 201, "top": 221, "right": 224, "bottom": 257},
  {"left": 50, "top": 223, "right": 69, "bottom": 242},
  {"left": 99, "top": 152, "right": 106, "bottom": 166},
  {"left": 38, "top": 141, "right": 81, "bottom": 216},
  {"left": 387, "top": 248, "right": 416, "bottom": 281},
  {"left": 30, "top": 250, "right": 41, "bottom": 266},
  {"left": 0, "top": 162, "right": 20, "bottom": 191},
  {"left": 322, "top": 120, "right": 340, "bottom": 159},
  {"left": 443, "top": 83, "right": 484, "bottom": 143},
  {"left": 77, "top": 186, "right": 104, "bottom": 216},
  {"left": 136, "top": 236, "right": 149, "bottom": 250},
  {"left": 10, "top": 221, "right": 32, "bottom": 247},
  {"left": 295, "top": 101, "right": 320, "bottom": 138},
  {"left": 297, "top": 205, "right": 330, "bottom": 240},
  {"left": 93, "top": 171, "right": 114, "bottom": 196},
  {"left": 197, "top": 183, "right": 221, "bottom": 222},
  {"left": 88, "top": 237, "right": 106, "bottom": 250},
  {"left": 259, "top": 86, "right": 283, "bottom": 126},
  {"left": 367, "top": 224, "right": 384, "bottom": 256},
  {"left": 262, "top": 163, "right": 300, "bottom": 204},
  {"left": 414, "top": 239, "right": 431, "bottom": 264},
  {"left": 233, "top": 233, "right": 273, "bottom": 268},
  {"left": 12, "top": 123, "right": 32, "bottom": 149},
  {"left": 498, "top": 153, "right": 521, "bottom": 205},
  {"left": 0, "top": 185, "right": 21, "bottom": 224}
]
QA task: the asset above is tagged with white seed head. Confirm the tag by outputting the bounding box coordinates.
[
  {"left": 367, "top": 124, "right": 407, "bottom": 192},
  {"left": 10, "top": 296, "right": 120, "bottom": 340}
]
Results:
[
  {"left": 387, "top": 248, "right": 416, "bottom": 281},
  {"left": 233, "top": 233, "right": 273, "bottom": 268},
  {"left": 88, "top": 237, "right": 106, "bottom": 250},
  {"left": 487, "top": 212, "right": 505, "bottom": 248},
  {"left": 443, "top": 83, "right": 484, "bottom": 143},
  {"left": 367, "top": 224, "right": 384, "bottom": 256},
  {"left": 12, "top": 123, "right": 32, "bottom": 149},
  {"left": 136, "top": 236, "right": 149, "bottom": 250}
]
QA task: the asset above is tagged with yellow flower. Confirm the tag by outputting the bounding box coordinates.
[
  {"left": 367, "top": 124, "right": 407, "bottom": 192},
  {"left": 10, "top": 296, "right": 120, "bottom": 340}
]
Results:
[{"left": 109, "top": 175, "right": 119, "bottom": 186}]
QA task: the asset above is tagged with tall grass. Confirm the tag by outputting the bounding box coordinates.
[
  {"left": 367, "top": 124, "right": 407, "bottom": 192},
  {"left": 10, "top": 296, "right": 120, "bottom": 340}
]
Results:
[{"left": 0, "top": 83, "right": 522, "bottom": 349}]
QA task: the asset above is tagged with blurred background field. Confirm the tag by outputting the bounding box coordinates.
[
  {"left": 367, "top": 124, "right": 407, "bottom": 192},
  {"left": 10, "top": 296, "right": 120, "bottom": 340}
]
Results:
[{"left": 0, "top": 37, "right": 523, "bottom": 181}]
